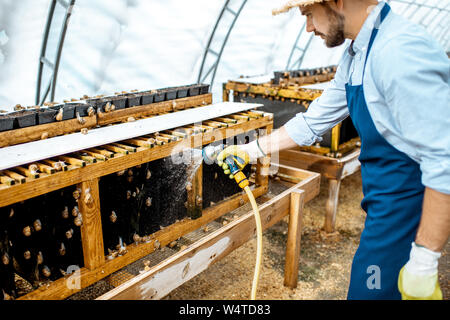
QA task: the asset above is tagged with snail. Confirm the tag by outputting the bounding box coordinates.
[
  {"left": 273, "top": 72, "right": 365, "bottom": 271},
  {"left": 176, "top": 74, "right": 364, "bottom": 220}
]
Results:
[
  {"left": 2, "top": 253, "right": 9, "bottom": 265},
  {"left": 72, "top": 206, "right": 79, "bottom": 217},
  {"left": 41, "top": 265, "right": 51, "bottom": 278},
  {"left": 59, "top": 243, "right": 66, "bottom": 256},
  {"left": 133, "top": 233, "right": 141, "bottom": 243},
  {"left": 33, "top": 219, "right": 42, "bottom": 232},
  {"left": 61, "top": 206, "right": 69, "bottom": 219},
  {"left": 74, "top": 213, "right": 83, "bottom": 227},
  {"left": 73, "top": 189, "right": 81, "bottom": 200},
  {"left": 65, "top": 229, "right": 74, "bottom": 240},
  {"left": 22, "top": 226, "right": 32, "bottom": 237},
  {"left": 110, "top": 211, "right": 117, "bottom": 223},
  {"left": 37, "top": 251, "right": 44, "bottom": 265},
  {"left": 23, "top": 250, "right": 31, "bottom": 260},
  {"left": 55, "top": 108, "right": 63, "bottom": 121}
]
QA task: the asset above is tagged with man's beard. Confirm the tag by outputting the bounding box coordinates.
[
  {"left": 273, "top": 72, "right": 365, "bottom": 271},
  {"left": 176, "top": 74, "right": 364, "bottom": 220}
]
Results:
[{"left": 320, "top": 5, "right": 346, "bottom": 48}]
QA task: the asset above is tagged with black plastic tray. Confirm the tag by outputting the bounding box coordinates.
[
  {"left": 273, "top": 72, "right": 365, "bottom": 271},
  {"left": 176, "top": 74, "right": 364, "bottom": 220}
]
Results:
[
  {"left": 154, "top": 90, "right": 166, "bottom": 103},
  {"left": 108, "top": 96, "right": 127, "bottom": 110},
  {"left": 141, "top": 92, "right": 155, "bottom": 105},
  {"left": 50, "top": 105, "right": 75, "bottom": 121},
  {"left": 176, "top": 87, "right": 189, "bottom": 99},
  {"left": 12, "top": 110, "right": 37, "bottom": 128},
  {"left": 37, "top": 108, "right": 58, "bottom": 125},
  {"left": 0, "top": 114, "right": 15, "bottom": 132},
  {"left": 188, "top": 84, "right": 201, "bottom": 97},
  {"left": 165, "top": 88, "right": 177, "bottom": 101},
  {"left": 199, "top": 84, "right": 210, "bottom": 95},
  {"left": 127, "top": 94, "right": 142, "bottom": 108}
]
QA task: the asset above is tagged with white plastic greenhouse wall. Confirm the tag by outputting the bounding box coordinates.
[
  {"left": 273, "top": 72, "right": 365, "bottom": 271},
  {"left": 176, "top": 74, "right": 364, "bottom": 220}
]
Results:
[{"left": 0, "top": 0, "right": 448, "bottom": 109}]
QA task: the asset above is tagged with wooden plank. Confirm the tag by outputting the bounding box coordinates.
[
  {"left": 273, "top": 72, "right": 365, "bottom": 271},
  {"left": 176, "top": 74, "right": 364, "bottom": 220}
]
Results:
[
  {"left": 96, "top": 185, "right": 299, "bottom": 300},
  {"left": 2, "top": 170, "right": 26, "bottom": 184},
  {"left": 78, "top": 178, "right": 105, "bottom": 270},
  {"left": 279, "top": 149, "right": 345, "bottom": 180},
  {"left": 0, "top": 174, "right": 15, "bottom": 186},
  {"left": 0, "top": 117, "right": 272, "bottom": 208},
  {"left": 0, "top": 102, "right": 263, "bottom": 171},
  {"left": 0, "top": 115, "right": 97, "bottom": 148},
  {"left": 284, "top": 189, "right": 305, "bottom": 289}
]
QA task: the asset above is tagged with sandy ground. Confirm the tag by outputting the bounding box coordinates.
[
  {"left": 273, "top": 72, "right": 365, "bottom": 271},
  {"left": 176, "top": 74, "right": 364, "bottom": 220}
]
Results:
[{"left": 164, "top": 172, "right": 449, "bottom": 300}]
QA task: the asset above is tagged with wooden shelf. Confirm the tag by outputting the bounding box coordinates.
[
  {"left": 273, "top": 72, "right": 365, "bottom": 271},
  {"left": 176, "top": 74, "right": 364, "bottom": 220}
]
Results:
[{"left": 7, "top": 112, "right": 275, "bottom": 300}]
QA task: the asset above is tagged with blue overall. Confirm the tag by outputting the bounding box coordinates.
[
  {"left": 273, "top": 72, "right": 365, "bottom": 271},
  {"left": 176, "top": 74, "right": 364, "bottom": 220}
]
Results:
[{"left": 346, "top": 4, "right": 425, "bottom": 300}]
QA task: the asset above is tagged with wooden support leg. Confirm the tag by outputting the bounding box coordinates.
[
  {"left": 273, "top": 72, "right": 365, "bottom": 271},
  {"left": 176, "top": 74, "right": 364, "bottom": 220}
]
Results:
[
  {"left": 324, "top": 178, "right": 341, "bottom": 233},
  {"left": 187, "top": 159, "right": 203, "bottom": 220},
  {"left": 78, "top": 178, "right": 105, "bottom": 270},
  {"left": 284, "top": 189, "right": 305, "bottom": 289}
]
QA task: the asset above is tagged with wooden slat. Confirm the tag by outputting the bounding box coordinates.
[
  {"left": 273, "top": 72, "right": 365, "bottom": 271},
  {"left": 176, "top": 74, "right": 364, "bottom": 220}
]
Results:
[
  {"left": 122, "top": 138, "right": 154, "bottom": 149},
  {"left": 102, "top": 144, "right": 128, "bottom": 155},
  {"left": 58, "top": 156, "right": 86, "bottom": 167},
  {"left": 78, "top": 178, "right": 105, "bottom": 270},
  {"left": 36, "top": 162, "right": 56, "bottom": 174},
  {"left": 74, "top": 153, "right": 97, "bottom": 164},
  {"left": 89, "top": 148, "right": 115, "bottom": 159},
  {"left": 14, "top": 166, "right": 40, "bottom": 179},
  {"left": 284, "top": 190, "right": 305, "bottom": 289},
  {"left": 81, "top": 150, "right": 108, "bottom": 162},
  {"left": 41, "top": 159, "right": 68, "bottom": 172},
  {"left": 279, "top": 148, "right": 361, "bottom": 180},
  {"left": 2, "top": 170, "right": 26, "bottom": 184},
  {"left": 0, "top": 116, "right": 97, "bottom": 148},
  {"left": 0, "top": 174, "right": 15, "bottom": 186},
  {"left": 111, "top": 143, "right": 137, "bottom": 153}
]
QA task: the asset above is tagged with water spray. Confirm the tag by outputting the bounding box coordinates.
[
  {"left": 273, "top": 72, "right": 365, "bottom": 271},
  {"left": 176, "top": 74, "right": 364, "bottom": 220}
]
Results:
[{"left": 202, "top": 144, "right": 263, "bottom": 300}]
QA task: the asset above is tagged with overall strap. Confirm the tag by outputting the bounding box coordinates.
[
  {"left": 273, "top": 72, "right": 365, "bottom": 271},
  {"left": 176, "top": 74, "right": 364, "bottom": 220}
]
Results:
[{"left": 363, "top": 3, "right": 391, "bottom": 77}]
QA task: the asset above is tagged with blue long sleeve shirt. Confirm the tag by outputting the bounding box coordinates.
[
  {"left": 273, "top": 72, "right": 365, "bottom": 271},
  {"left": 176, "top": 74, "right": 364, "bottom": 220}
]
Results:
[{"left": 284, "top": 1, "right": 450, "bottom": 194}]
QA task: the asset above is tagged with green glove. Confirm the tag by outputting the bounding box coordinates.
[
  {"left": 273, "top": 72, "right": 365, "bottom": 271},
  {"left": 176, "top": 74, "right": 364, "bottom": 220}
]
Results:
[
  {"left": 398, "top": 242, "right": 442, "bottom": 300},
  {"left": 217, "top": 145, "right": 250, "bottom": 179}
]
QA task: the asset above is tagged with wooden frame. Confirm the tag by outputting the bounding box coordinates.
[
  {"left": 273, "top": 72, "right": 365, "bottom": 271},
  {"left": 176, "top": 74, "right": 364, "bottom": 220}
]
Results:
[
  {"left": 223, "top": 83, "right": 361, "bottom": 158},
  {"left": 224, "top": 81, "right": 323, "bottom": 102},
  {"left": 279, "top": 148, "right": 361, "bottom": 233},
  {"left": 4, "top": 112, "right": 274, "bottom": 300},
  {"left": 96, "top": 164, "right": 320, "bottom": 300}
]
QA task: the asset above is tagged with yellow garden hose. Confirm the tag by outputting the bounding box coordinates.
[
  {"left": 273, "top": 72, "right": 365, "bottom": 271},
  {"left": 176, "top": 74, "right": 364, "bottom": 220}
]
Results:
[
  {"left": 244, "top": 186, "right": 263, "bottom": 300},
  {"left": 201, "top": 145, "right": 263, "bottom": 300}
]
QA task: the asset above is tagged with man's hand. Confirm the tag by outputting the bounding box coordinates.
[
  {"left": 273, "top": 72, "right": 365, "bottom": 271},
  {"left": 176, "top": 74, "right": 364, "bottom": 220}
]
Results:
[
  {"left": 398, "top": 242, "right": 442, "bottom": 300},
  {"left": 217, "top": 145, "right": 250, "bottom": 179},
  {"left": 216, "top": 141, "right": 266, "bottom": 179}
]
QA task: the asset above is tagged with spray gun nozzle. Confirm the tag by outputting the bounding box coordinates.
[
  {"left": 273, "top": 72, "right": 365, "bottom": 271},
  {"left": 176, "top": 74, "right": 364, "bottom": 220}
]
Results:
[{"left": 202, "top": 144, "right": 249, "bottom": 189}]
